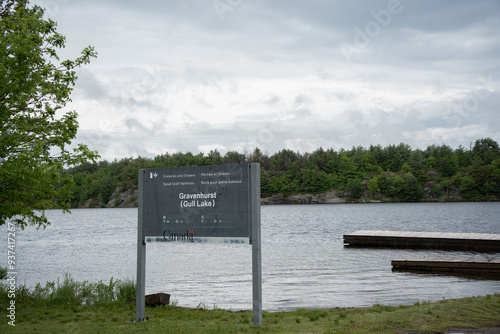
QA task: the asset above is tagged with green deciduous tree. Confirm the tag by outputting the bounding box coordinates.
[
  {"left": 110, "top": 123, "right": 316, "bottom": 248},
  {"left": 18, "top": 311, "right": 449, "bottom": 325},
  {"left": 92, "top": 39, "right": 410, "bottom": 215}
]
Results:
[
  {"left": 473, "top": 138, "right": 500, "bottom": 165},
  {"left": 491, "top": 160, "right": 500, "bottom": 193},
  {"left": 380, "top": 172, "right": 404, "bottom": 198},
  {"left": 437, "top": 154, "right": 459, "bottom": 178},
  {"left": 0, "top": 0, "right": 98, "bottom": 228},
  {"left": 401, "top": 162, "right": 411, "bottom": 173},
  {"left": 424, "top": 156, "right": 436, "bottom": 169},
  {"left": 401, "top": 172, "right": 423, "bottom": 202},
  {"left": 347, "top": 177, "right": 363, "bottom": 199},
  {"left": 460, "top": 175, "right": 478, "bottom": 199},
  {"left": 367, "top": 176, "right": 380, "bottom": 195}
]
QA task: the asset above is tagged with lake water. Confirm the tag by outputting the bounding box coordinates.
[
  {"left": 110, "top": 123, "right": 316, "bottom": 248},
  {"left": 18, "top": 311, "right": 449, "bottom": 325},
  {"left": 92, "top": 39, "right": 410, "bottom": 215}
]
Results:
[{"left": 3, "top": 202, "right": 500, "bottom": 311}]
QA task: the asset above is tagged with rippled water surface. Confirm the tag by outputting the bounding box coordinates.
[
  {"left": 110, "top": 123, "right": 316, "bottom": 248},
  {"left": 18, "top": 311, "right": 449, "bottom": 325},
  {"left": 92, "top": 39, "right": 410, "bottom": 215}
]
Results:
[{"left": 3, "top": 202, "right": 500, "bottom": 311}]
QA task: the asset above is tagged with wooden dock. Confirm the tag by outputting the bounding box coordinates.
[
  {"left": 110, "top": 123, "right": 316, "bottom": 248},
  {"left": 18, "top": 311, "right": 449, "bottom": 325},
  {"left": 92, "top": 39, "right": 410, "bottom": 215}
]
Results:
[
  {"left": 392, "top": 257, "right": 500, "bottom": 277},
  {"left": 343, "top": 230, "right": 500, "bottom": 252}
]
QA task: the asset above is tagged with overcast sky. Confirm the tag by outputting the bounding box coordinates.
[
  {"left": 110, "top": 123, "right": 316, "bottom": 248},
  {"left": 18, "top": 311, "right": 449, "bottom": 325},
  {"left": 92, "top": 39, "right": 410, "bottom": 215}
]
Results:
[{"left": 33, "top": 0, "right": 500, "bottom": 160}]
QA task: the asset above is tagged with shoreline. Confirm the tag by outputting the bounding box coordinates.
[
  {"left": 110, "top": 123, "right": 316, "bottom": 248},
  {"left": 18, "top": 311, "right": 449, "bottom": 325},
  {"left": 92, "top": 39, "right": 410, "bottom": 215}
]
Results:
[
  {"left": 1, "top": 292, "right": 499, "bottom": 333},
  {"left": 74, "top": 193, "right": 500, "bottom": 209}
]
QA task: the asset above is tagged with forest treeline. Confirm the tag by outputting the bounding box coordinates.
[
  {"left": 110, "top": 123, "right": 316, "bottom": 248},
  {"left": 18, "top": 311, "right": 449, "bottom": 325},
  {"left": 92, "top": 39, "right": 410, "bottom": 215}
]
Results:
[{"left": 65, "top": 138, "right": 500, "bottom": 207}]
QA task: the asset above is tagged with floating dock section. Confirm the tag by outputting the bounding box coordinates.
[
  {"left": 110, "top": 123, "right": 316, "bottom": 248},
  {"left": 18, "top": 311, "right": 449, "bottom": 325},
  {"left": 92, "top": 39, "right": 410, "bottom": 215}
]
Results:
[
  {"left": 391, "top": 257, "right": 500, "bottom": 277},
  {"left": 343, "top": 230, "right": 500, "bottom": 252}
]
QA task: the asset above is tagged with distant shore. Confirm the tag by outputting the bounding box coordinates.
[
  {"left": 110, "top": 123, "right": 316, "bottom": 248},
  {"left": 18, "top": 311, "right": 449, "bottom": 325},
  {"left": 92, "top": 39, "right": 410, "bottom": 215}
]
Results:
[{"left": 74, "top": 186, "right": 499, "bottom": 208}]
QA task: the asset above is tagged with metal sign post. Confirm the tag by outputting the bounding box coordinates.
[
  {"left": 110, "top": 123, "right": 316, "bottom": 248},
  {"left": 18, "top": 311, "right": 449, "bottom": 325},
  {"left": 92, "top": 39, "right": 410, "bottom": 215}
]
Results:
[
  {"left": 249, "top": 164, "right": 262, "bottom": 325},
  {"left": 136, "top": 169, "right": 146, "bottom": 321},
  {"left": 136, "top": 164, "right": 262, "bottom": 325}
]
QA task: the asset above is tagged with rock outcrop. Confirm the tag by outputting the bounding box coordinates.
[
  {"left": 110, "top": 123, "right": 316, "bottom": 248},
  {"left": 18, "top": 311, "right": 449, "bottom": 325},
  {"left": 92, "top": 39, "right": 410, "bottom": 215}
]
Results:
[
  {"left": 106, "top": 186, "right": 138, "bottom": 208},
  {"left": 261, "top": 191, "right": 347, "bottom": 205}
]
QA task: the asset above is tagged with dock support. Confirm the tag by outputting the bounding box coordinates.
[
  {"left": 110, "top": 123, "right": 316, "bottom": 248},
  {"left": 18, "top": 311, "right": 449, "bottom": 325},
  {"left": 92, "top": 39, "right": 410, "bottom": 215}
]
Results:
[
  {"left": 344, "top": 230, "right": 500, "bottom": 252},
  {"left": 392, "top": 257, "right": 500, "bottom": 277}
]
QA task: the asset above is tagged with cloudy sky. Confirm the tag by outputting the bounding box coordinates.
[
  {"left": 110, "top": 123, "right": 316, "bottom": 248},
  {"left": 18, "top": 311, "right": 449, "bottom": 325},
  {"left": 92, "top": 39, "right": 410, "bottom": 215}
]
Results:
[{"left": 33, "top": 0, "right": 500, "bottom": 160}]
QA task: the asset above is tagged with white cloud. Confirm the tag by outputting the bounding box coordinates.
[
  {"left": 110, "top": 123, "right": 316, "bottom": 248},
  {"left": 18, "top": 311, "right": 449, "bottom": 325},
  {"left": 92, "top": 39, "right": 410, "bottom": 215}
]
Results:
[{"left": 31, "top": 0, "right": 500, "bottom": 159}]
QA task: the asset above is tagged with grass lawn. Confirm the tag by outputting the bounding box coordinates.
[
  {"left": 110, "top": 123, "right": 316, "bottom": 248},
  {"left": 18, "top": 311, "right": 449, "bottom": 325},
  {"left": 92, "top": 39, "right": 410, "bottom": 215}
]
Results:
[{"left": 2, "top": 294, "right": 499, "bottom": 333}]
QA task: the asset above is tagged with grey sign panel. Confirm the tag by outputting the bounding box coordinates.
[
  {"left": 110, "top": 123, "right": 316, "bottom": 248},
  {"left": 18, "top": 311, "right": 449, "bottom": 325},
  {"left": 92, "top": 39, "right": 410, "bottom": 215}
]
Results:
[
  {"left": 136, "top": 163, "right": 261, "bottom": 324},
  {"left": 142, "top": 164, "right": 251, "bottom": 242}
]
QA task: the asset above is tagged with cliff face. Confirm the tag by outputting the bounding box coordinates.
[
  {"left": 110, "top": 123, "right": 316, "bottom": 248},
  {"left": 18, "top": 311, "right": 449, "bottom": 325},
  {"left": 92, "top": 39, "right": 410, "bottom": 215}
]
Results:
[
  {"left": 107, "top": 186, "right": 139, "bottom": 208},
  {"left": 80, "top": 186, "right": 139, "bottom": 208},
  {"left": 260, "top": 189, "right": 463, "bottom": 205},
  {"left": 261, "top": 191, "right": 348, "bottom": 205}
]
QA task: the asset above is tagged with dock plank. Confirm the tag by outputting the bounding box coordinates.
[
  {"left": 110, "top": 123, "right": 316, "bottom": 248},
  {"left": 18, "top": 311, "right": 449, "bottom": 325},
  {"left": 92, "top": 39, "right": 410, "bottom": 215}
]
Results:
[{"left": 343, "top": 230, "right": 500, "bottom": 252}]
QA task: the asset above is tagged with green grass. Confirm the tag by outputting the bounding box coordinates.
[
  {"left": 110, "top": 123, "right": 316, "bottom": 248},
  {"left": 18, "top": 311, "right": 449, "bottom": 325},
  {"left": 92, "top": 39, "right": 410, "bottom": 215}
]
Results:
[
  {"left": 1, "top": 273, "right": 136, "bottom": 307},
  {"left": 1, "top": 276, "right": 499, "bottom": 333}
]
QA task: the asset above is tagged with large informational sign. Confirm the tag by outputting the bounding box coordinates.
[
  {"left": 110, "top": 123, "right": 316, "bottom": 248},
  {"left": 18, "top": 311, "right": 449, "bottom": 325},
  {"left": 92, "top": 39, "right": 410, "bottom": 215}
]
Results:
[
  {"left": 142, "top": 164, "right": 252, "bottom": 243},
  {"left": 136, "top": 163, "right": 262, "bottom": 325}
]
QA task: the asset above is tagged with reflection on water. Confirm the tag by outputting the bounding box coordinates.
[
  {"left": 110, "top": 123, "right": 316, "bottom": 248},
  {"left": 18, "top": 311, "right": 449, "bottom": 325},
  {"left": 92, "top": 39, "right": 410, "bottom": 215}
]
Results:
[{"left": 3, "top": 202, "right": 500, "bottom": 311}]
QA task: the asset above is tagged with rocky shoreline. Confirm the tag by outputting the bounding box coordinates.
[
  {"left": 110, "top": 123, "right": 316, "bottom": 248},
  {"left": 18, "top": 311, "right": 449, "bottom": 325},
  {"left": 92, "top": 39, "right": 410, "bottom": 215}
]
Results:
[{"left": 77, "top": 184, "right": 499, "bottom": 209}]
